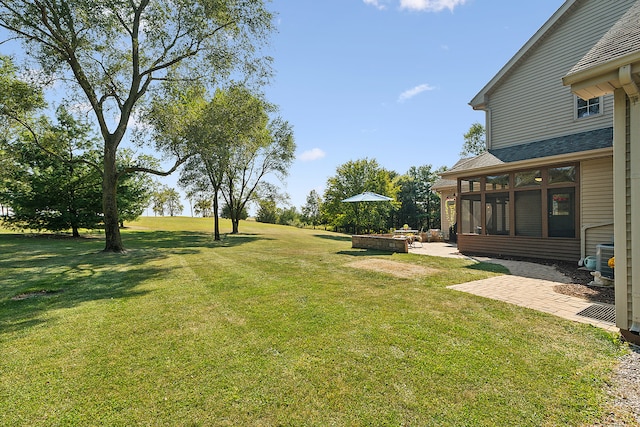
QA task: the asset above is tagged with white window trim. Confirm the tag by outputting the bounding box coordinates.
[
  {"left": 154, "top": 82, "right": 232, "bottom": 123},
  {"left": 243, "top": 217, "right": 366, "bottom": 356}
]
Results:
[{"left": 574, "top": 95, "right": 603, "bottom": 120}]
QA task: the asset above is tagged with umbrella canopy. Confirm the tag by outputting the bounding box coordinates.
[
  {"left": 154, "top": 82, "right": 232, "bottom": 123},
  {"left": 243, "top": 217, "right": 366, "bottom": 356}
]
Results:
[
  {"left": 341, "top": 192, "right": 393, "bottom": 235},
  {"left": 342, "top": 192, "right": 393, "bottom": 203}
]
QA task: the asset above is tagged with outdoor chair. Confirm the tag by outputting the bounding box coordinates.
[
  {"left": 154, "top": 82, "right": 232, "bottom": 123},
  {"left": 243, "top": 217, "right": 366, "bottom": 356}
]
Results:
[{"left": 409, "top": 233, "right": 423, "bottom": 248}]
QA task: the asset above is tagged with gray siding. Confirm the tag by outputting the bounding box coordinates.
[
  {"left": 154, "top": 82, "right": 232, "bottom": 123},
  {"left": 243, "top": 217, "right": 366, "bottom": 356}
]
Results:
[
  {"left": 488, "top": 0, "right": 634, "bottom": 150},
  {"left": 581, "top": 157, "right": 614, "bottom": 257}
]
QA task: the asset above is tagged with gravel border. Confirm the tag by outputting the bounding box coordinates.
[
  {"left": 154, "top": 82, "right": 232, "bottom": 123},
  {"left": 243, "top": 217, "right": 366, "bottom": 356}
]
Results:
[{"left": 598, "top": 345, "right": 640, "bottom": 426}]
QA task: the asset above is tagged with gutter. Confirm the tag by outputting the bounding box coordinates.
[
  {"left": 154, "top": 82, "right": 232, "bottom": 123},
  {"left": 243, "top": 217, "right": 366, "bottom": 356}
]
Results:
[{"left": 440, "top": 147, "right": 613, "bottom": 180}]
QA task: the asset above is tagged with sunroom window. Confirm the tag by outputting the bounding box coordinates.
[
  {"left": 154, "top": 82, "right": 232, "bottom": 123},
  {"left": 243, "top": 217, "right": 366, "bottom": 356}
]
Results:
[
  {"left": 485, "top": 193, "right": 509, "bottom": 235},
  {"left": 460, "top": 195, "right": 481, "bottom": 234},
  {"left": 515, "top": 191, "right": 542, "bottom": 237},
  {"left": 548, "top": 166, "right": 576, "bottom": 184}
]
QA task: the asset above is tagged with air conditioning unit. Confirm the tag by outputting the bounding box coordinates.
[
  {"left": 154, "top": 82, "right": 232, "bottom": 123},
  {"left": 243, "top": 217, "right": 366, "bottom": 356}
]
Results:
[{"left": 596, "top": 243, "right": 615, "bottom": 279}]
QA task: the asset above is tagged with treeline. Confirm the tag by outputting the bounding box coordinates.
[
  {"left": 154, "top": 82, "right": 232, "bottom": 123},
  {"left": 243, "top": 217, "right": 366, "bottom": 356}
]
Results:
[{"left": 254, "top": 158, "right": 445, "bottom": 234}]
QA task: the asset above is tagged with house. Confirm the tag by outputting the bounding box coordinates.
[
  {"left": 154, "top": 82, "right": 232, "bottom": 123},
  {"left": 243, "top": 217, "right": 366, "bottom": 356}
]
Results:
[
  {"left": 432, "top": 158, "right": 474, "bottom": 241},
  {"left": 438, "top": 0, "right": 636, "bottom": 264},
  {"left": 563, "top": 1, "right": 640, "bottom": 340}
]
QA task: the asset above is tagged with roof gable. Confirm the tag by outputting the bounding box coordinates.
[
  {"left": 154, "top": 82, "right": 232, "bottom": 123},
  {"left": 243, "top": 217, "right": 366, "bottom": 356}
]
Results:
[{"left": 470, "top": 1, "right": 578, "bottom": 109}]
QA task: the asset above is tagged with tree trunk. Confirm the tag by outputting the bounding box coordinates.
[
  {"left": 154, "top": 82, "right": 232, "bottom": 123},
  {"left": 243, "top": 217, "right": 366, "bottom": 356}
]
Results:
[
  {"left": 213, "top": 192, "right": 220, "bottom": 241},
  {"left": 231, "top": 217, "right": 239, "bottom": 234},
  {"left": 72, "top": 226, "right": 80, "bottom": 238},
  {"left": 102, "top": 143, "right": 125, "bottom": 252}
]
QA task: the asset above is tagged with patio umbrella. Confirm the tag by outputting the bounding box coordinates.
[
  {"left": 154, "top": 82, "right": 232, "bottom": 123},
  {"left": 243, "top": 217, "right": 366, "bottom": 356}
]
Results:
[
  {"left": 342, "top": 192, "right": 393, "bottom": 234},
  {"left": 342, "top": 192, "right": 393, "bottom": 203}
]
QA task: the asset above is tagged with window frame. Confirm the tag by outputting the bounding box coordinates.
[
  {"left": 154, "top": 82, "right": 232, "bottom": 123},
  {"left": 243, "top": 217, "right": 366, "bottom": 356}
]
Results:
[
  {"left": 457, "top": 163, "right": 579, "bottom": 238},
  {"left": 575, "top": 95, "right": 602, "bottom": 120}
]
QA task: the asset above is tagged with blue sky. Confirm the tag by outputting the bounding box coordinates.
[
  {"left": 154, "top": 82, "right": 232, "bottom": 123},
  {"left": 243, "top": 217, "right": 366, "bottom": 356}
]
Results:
[
  {"left": 2, "top": 0, "right": 567, "bottom": 215},
  {"left": 262, "top": 0, "right": 565, "bottom": 210}
]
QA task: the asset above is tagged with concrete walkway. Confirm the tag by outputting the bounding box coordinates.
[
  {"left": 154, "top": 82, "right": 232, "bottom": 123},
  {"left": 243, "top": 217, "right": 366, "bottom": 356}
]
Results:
[{"left": 410, "top": 243, "right": 618, "bottom": 332}]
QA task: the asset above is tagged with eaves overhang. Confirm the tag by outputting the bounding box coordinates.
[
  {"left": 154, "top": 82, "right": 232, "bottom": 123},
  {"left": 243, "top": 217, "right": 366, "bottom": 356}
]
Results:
[
  {"left": 469, "top": 0, "right": 578, "bottom": 109},
  {"left": 563, "top": 54, "right": 640, "bottom": 99},
  {"left": 563, "top": 0, "right": 640, "bottom": 99}
]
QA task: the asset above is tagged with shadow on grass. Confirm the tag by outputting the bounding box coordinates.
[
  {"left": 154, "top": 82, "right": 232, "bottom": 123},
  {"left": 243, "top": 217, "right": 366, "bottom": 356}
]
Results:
[
  {"left": 337, "top": 249, "right": 396, "bottom": 257},
  {"left": 123, "top": 230, "right": 270, "bottom": 251},
  {"left": 465, "top": 262, "right": 510, "bottom": 274},
  {"left": 0, "top": 237, "right": 166, "bottom": 336},
  {"left": 313, "top": 234, "right": 352, "bottom": 242},
  {"left": 0, "top": 230, "right": 270, "bottom": 336}
]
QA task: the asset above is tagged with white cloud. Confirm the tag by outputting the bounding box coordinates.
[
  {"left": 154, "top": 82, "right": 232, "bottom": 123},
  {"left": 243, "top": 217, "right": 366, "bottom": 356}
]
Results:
[
  {"left": 298, "top": 148, "right": 326, "bottom": 162},
  {"left": 397, "top": 84, "right": 435, "bottom": 102},
  {"left": 400, "top": 0, "right": 466, "bottom": 12},
  {"left": 363, "top": 0, "right": 386, "bottom": 10}
]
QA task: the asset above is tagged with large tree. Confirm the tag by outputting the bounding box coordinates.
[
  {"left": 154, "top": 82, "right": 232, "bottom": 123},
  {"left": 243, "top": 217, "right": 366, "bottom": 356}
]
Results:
[
  {"left": 460, "top": 122, "right": 487, "bottom": 157},
  {"left": 223, "top": 119, "right": 295, "bottom": 234},
  {"left": 0, "top": 55, "right": 46, "bottom": 216},
  {"left": 2, "top": 106, "right": 102, "bottom": 236},
  {"left": 394, "top": 164, "right": 442, "bottom": 231},
  {"left": 3, "top": 107, "right": 155, "bottom": 235},
  {"left": 0, "top": 0, "right": 273, "bottom": 252},
  {"left": 178, "top": 86, "right": 240, "bottom": 240},
  {"left": 323, "top": 159, "right": 396, "bottom": 234},
  {"left": 301, "top": 189, "right": 322, "bottom": 229},
  {"left": 179, "top": 86, "right": 295, "bottom": 236}
]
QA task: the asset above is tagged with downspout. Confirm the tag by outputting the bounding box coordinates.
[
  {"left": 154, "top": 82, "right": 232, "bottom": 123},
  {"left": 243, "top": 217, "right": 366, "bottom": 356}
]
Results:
[
  {"left": 579, "top": 222, "right": 614, "bottom": 265},
  {"left": 485, "top": 106, "right": 492, "bottom": 150},
  {"left": 619, "top": 65, "right": 640, "bottom": 333}
]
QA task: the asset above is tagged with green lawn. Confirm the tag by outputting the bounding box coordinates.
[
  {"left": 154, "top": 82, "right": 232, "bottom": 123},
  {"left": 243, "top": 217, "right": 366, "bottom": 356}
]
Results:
[{"left": 0, "top": 217, "right": 626, "bottom": 426}]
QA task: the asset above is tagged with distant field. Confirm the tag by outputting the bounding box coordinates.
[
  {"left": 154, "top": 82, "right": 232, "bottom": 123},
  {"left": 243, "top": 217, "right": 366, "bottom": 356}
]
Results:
[{"left": 0, "top": 216, "right": 626, "bottom": 426}]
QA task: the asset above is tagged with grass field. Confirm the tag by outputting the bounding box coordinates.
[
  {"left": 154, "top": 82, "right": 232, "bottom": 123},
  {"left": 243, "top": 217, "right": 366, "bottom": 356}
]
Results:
[{"left": 0, "top": 217, "right": 626, "bottom": 426}]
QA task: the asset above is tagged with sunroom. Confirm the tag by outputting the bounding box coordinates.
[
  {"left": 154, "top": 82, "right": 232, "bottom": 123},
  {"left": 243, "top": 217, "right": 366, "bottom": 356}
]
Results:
[{"left": 440, "top": 128, "right": 614, "bottom": 263}]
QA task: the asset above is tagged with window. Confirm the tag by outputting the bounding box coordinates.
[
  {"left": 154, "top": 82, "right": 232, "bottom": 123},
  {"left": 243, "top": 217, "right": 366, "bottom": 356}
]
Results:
[
  {"left": 485, "top": 193, "right": 509, "bottom": 235},
  {"left": 515, "top": 191, "right": 542, "bottom": 237},
  {"left": 460, "top": 195, "right": 481, "bottom": 234},
  {"left": 485, "top": 175, "right": 509, "bottom": 191},
  {"left": 548, "top": 166, "right": 576, "bottom": 184},
  {"left": 460, "top": 177, "right": 481, "bottom": 193},
  {"left": 576, "top": 96, "right": 601, "bottom": 118},
  {"left": 515, "top": 170, "right": 542, "bottom": 187}
]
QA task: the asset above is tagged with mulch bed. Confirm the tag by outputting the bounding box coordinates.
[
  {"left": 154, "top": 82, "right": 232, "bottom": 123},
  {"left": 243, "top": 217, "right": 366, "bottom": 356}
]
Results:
[{"left": 552, "top": 260, "right": 615, "bottom": 305}]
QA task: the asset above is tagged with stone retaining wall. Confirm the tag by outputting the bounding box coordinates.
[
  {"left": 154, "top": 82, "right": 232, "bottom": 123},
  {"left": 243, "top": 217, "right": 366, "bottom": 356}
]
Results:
[{"left": 351, "top": 235, "right": 408, "bottom": 253}]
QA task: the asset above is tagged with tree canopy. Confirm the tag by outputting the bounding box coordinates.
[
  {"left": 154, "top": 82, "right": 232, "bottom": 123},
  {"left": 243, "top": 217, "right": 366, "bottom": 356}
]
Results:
[
  {"left": 2, "top": 107, "right": 154, "bottom": 235},
  {"left": 175, "top": 85, "right": 294, "bottom": 237},
  {"left": 322, "top": 159, "right": 396, "bottom": 234},
  {"left": 0, "top": 0, "right": 275, "bottom": 252},
  {"left": 151, "top": 185, "right": 183, "bottom": 217},
  {"left": 393, "top": 165, "right": 442, "bottom": 231},
  {"left": 301, "top": 190, "right": 323, "bottom": 228},
  {"left": 460, "top": 122, "right": 487, "bottom": 157}
]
